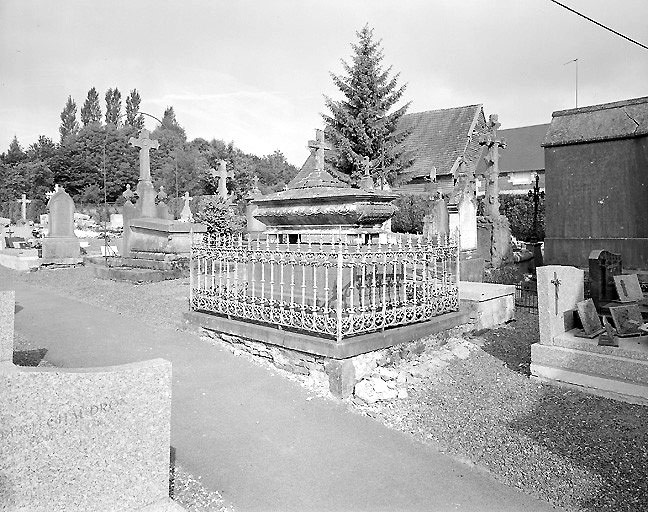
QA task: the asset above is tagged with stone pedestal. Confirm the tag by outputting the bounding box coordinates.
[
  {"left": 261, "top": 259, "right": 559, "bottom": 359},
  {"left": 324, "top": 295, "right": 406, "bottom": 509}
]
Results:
[
  {"left": 129, "top": 218, "right": 207, "bottom": 256},
  {"left": 41, "top": 236, "right": 80, "bottom": 261},
  {"left": 459, "top": 249, "right": 484, "bottom": 282},
  {"left": 459, "top": 281, "right": 515, "bottom": 330}
]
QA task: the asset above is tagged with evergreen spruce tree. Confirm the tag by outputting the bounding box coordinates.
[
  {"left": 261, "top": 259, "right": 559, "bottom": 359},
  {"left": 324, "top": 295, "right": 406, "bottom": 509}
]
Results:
[
  {"left": 323, "top": 25, "right": 411, "bottom": 185},
  {"left": 59, "top": 95, "right": 79, "bottom": 142},
  {"left": 105, "top": 88, "right": 122, "bottom": 126},
  {"left": 125, "top": 89, "right": 144, "bottom": 130},
  {"left": 80, "top": 87, "right": 102, "bottom": 126},
  {"left": 3, "top": 135, "right": 27, "bottom": 165}
]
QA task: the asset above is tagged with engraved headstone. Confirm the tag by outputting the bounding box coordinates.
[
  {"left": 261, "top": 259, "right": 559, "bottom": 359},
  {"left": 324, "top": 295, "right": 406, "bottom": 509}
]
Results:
[
  {"left": 588, "top": 249, "right": 622, "bottom": 308},
  {"left": 0, "top": 291, "right": 183, "bottom": 511},
  {"left": 598, "top": 316, "right": 619, "bottom": 347},
  {"left": 179, "top": 191, "right": 193, "bottom": 223},
  {"left": 537, "top": 265, "right": 584, "bottom": 345},
  {"left": 575, "top": 298, "right": 604, "bottom": 337},
  {"left": 16, "top": 193, "right": 32, "bottom": 223},
  {"left": 609, "top": 304, "right": 644, "bottom": 337},
  {"left": 423, "top": 193, "right": 449, "bottom": 239},
  {"left": 613, "top": 274, "right": 644, "bottom": 303},
  {"left": 41, "top": 186, "right": 80, "bottom": 260}
]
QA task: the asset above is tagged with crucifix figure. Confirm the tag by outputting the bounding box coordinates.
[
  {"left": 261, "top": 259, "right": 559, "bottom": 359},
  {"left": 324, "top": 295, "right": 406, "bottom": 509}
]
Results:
[
  {"left": 358, "top": 155, "right": 375, "bottom": 191},
  {"left": 122, "top": 184, "right": 135, "bottom": 202},
  {"left": 16, "top": 194, "right": 32, "bottom": 222},
  {"left": 551, "top": 272, "right": 561, "bottom": 316},
  {"left": 479, "top": 114, "right": 507, "bottom": 218},
  {"left": 307, "top": 129, "right": 333, "bottom": 173},
  {"left": 129, "top": 128, "right": 159, "bottom": 183}
]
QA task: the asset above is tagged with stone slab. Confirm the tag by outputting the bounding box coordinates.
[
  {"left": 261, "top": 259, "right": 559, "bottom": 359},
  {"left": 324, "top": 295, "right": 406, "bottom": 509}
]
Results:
[
  {"left": 537, "top": 265, "right": 584, "bottom": 346},
  {"left": 183, "top": 308, "right": 471, "bottom": 359},
  {"left": 0, "top": 249, "right": 41, "bottom": 271},
  {"left": 459, "top": 281, "right": 515, "bottom": 330},
  {"left": 87, "top": 261, "right": 184, "bottom": 283},
  {"left": 0, "top": 358, "right": 174, "bottom": 511},
  {"left": 0, "top": 290, "right": 13, "bottom": 363}
]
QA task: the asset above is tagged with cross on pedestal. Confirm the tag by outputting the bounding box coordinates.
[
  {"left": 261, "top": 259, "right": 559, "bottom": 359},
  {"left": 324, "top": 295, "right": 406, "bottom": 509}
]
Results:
[
  {"left": 16, "top": 194, "right": 32, "bottom": 222},
  {"left": 307, "top": 129, "right": 333, "bottom": 172},
  {"left": 129, "top": 128, "right": 159, "bottom": 183},
  {"left": 479, "top": 114, "right": 507, "bottom": 217},
  {"left": 551, "top": 272, "right": 561, "bottom": 316}
]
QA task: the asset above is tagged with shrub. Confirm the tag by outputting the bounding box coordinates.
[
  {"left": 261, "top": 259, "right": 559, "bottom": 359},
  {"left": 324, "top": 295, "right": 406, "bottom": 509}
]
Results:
[
  {"left": 478, "top": 195, "right": 545, "bottom": 242},
  {"left": 193, "top": 197, "right": 245, "bottom": 236},
  {"left": 391, "top": 194, "right": 431, "bottom": 233}
]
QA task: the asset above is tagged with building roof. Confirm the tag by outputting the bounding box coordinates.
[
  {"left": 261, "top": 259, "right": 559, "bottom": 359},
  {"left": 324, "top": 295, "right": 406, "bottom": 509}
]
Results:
[
  {"left": 397, "top": 104, "right": 487, "bottom": 182},
  {"left": 498, "top": 123, "right": 549, "bottom": 172},
  {"left": 544, "top": 96, "right": 648, "bottom": 147}
]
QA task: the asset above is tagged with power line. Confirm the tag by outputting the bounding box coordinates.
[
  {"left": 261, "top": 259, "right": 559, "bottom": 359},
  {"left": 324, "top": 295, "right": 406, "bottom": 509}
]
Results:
[{"left": 548, "top": 0, "right": 648, "bottom": 51}]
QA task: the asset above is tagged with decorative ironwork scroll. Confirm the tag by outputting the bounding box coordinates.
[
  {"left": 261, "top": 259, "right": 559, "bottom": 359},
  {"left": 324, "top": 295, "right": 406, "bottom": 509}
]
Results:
[{"left": 190, "top": 233, "right": 460, "bottom": 342}]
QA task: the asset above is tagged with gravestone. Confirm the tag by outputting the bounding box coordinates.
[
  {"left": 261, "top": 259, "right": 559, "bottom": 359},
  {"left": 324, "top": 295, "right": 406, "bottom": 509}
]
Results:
[
  {"left": 575, "top": 298, "right": 604, "bottom": 337},
  {"left": 598, "top": 316, "right": 619, "bottom": 347},
  {"left": 129, "top": 129, "right": 159, "bottom": 218},
  {"left": 41, "top": 187, "right": 81, "bottom": 261},
  {"left": 211, "top": 160, "right": 233, "bottom": 201},
  {"left": 448, "top": 189, "right": 477, "bottom": 251},
  {"left": 610, "top": 304, "right": 643, "bottom": 337},
  {"left": 537, "top": 265, "right": 584, "bottom": 345},
  {"left": 588, "top": 249, "right": 622, "bottom": 308},
  {"left": 423, "top": 194, "right": 449, "bottom": 239},
  {"left": 121, "top": 185, "right": 138, "bottom": 258},
  {"left": 16, "top": 193, "right": 32, "bottom": 223},
  {"left": 613, "top": 274, "right": 644, "bottom": 303},
  {"left": 156, "top": 186, "right": 171, "bottom": 220},
  {"left": 246, "top": 175, "right": 266, "bottom": 234},
  {"left": 0, "top": 291, "right": 183, "bottom": 511}
]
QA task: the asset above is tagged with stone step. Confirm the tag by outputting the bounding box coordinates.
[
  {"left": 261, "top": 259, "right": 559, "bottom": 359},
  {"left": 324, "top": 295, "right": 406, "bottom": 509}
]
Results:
[
  {"left": 121, "top": 258, "right": 175, "bottom": 271},
  {"left": 129, "top": 251, "right": 175, "bottom": 262}
]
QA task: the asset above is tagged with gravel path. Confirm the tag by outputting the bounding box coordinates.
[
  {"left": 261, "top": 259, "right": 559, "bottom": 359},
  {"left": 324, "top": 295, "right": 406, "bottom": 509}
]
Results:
[{"left": 4, "top": 264, "right": 647, "bottom": 512}]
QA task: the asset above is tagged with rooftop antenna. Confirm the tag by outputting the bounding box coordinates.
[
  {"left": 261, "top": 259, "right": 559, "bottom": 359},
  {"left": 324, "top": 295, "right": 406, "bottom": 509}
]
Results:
[{"left": 564, "top": 58, "right": 578, "bottom": 108}]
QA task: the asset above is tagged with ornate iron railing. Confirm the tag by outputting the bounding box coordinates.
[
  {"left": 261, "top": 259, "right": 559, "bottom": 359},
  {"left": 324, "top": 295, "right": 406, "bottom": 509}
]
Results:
[{"left": 190, "top": 233, "right": 460, "bottom": 342}]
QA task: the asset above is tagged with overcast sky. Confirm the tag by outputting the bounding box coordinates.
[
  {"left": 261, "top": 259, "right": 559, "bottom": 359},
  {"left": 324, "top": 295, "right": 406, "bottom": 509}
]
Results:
[{"left": 1, "top": 0, "right": 647, "bottom": 165}]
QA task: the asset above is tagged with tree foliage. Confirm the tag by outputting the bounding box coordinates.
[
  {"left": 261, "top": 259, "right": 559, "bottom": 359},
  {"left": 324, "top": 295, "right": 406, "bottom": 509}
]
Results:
[
  {"left": 80, "top": 87, "right": 102, "bottom": 126},
  {"left": 105, "top": 88, "right": 122, "bottom": 126},
  {"left": 125, "top": 89, "right": 144, "bottom": 129},
  {"left": 59, "top": 95, "right": 79, "bottom": 142},
  {"left": 323, "top": 25, "right": 412, "bottom": 184}
]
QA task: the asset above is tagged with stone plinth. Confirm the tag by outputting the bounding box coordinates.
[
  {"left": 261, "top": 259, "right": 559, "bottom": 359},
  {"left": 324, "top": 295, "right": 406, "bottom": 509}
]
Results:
[
  {"left": 0, "top": 248, "right": 41, "bottom": 271},
  {"left": 41, "top": 236, "right": 81, "bottom": 261},
  {"left": 129, "top": 218, "right": 207, "bottom": 256},
  {"left": 459, "top": 281, "right": 515, "bottom": 330},
  {"left": 531, "top": 331, "right": 648, "bottom": 404}
]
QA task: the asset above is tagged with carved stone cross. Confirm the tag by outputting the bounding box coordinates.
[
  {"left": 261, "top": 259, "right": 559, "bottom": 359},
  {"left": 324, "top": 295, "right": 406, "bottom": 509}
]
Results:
[
  {"left": 16, "top": 194, "right": 31, "bottom": 222},
  {"left": 550, "top": 272, "right": 561, "bottom": 316},
  {"left": 307, "top": 129, "right": 333, "bottom": 172},
  {"left": 129, "top": 128, "right": 159, "bottom": 183},
  {"left": 479, "top": 114, "right": 507, "bottom": 217}
]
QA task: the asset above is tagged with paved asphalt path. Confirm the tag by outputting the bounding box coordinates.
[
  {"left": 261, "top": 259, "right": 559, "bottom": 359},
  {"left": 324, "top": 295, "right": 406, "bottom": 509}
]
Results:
[{"left": 2, "top": 277, "right": 562, "bottom": 512}]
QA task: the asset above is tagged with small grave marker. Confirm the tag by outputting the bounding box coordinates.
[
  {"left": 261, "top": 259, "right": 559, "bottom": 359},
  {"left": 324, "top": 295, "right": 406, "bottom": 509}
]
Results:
[
  {"left": 575, "top": 298, "right": 604, "bottom": 338},
  {"left": 613, "top": 274, "right": 644, "bottom": 303},
  {"left": 609, "top": 304, "right": 644, "bottom": 337}
]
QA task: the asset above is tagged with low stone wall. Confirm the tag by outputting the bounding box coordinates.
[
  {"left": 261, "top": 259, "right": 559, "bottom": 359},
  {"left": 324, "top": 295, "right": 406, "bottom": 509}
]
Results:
[{"left": 200, "top": 326, "right": 466, "bottom": 399}]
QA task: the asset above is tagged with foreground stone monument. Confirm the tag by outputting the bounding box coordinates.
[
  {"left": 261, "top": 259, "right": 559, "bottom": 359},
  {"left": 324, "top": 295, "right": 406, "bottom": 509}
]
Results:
[
  {"left": 477, "top": 114, "right": 512, "bottom": 268},
  {"left": 0, "top": 291, "right": 183, "bottom": 511},
  {"left": 41, "top": 186, "right": 81, "bottom": 262},
  {"left": 531, "top": 265, "right": 648, "bottom": 404}
]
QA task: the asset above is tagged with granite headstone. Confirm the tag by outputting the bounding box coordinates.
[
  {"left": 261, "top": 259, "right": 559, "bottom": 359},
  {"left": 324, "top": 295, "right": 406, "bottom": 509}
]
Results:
[
  {"left": 588, "top": 249, "right": 622, "bottom": 308},
  {"left": 41, "top": 187, "right": 81, "bottom": 260},
  {"left": 537, "top": 265, "right": 585, "bottom": 345},
  {"left": 613, "top": 274, "right": 644, "bottom": 303}
]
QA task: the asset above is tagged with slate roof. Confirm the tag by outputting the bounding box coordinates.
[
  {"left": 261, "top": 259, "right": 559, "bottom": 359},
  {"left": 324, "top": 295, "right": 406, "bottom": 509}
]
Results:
[
  {"left": 287, "top": 152, "right": 348, "bottom": 189},
  {"left": 397, "top": 105, "right": 487, "bottom": 182},
  {"left": 544, "top": 96, "right": 648, "bottom": 147},
  {"left": 498, "top": 123, "right": 550, "bottom": 172}
]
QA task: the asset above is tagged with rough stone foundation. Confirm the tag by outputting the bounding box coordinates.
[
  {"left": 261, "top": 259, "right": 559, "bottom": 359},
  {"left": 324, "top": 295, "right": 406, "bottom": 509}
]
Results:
[{"left": 200, "top": 327, "right": 454, "bottom": 398}]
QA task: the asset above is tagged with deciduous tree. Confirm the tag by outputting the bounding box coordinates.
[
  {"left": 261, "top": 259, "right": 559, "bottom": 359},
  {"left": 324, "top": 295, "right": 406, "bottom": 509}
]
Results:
[
  {"left": 80, "top": 87, "right": 102, "bottom": 126},
  {"left": 105, "top": 88, "right": 122, "bottom": 126},
  {"left": 125, "top": 89, "right": 144, "bottom": 130},
  {"left": 59, "top": 95, "right": 79, "bottom": 142}
]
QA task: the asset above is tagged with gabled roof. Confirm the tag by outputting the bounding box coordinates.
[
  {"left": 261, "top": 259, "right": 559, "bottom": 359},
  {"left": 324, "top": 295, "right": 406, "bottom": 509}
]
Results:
[
  {"left": 544, "top": 96, "right": 648, "bottom": 147},
  {"left": 397, "top": 104, "right": 487, "bottom": 181},
  {"left": 498, "top": 123, "right": 549, "bottom": 172}
]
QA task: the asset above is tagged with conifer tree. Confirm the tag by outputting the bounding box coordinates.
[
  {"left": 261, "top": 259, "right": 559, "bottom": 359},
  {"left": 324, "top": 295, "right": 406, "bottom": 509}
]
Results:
[
  {"left": 80, "top": 87, "right": 102, "bottom": 126},
  {"left": 3, "top": 135, "right": 27, "bottom": 165},
  {"left": 125, "top": 89, "right": 144, "bottom": 130},
  {"left": 59, "top": 95, "right": 79, "bottom": 142},
  {"left": 105, "top": 88, "right": 122, "bottom": 126},
  {"left": 323, "top": 25, "right": 411, "bottom": 185}
]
